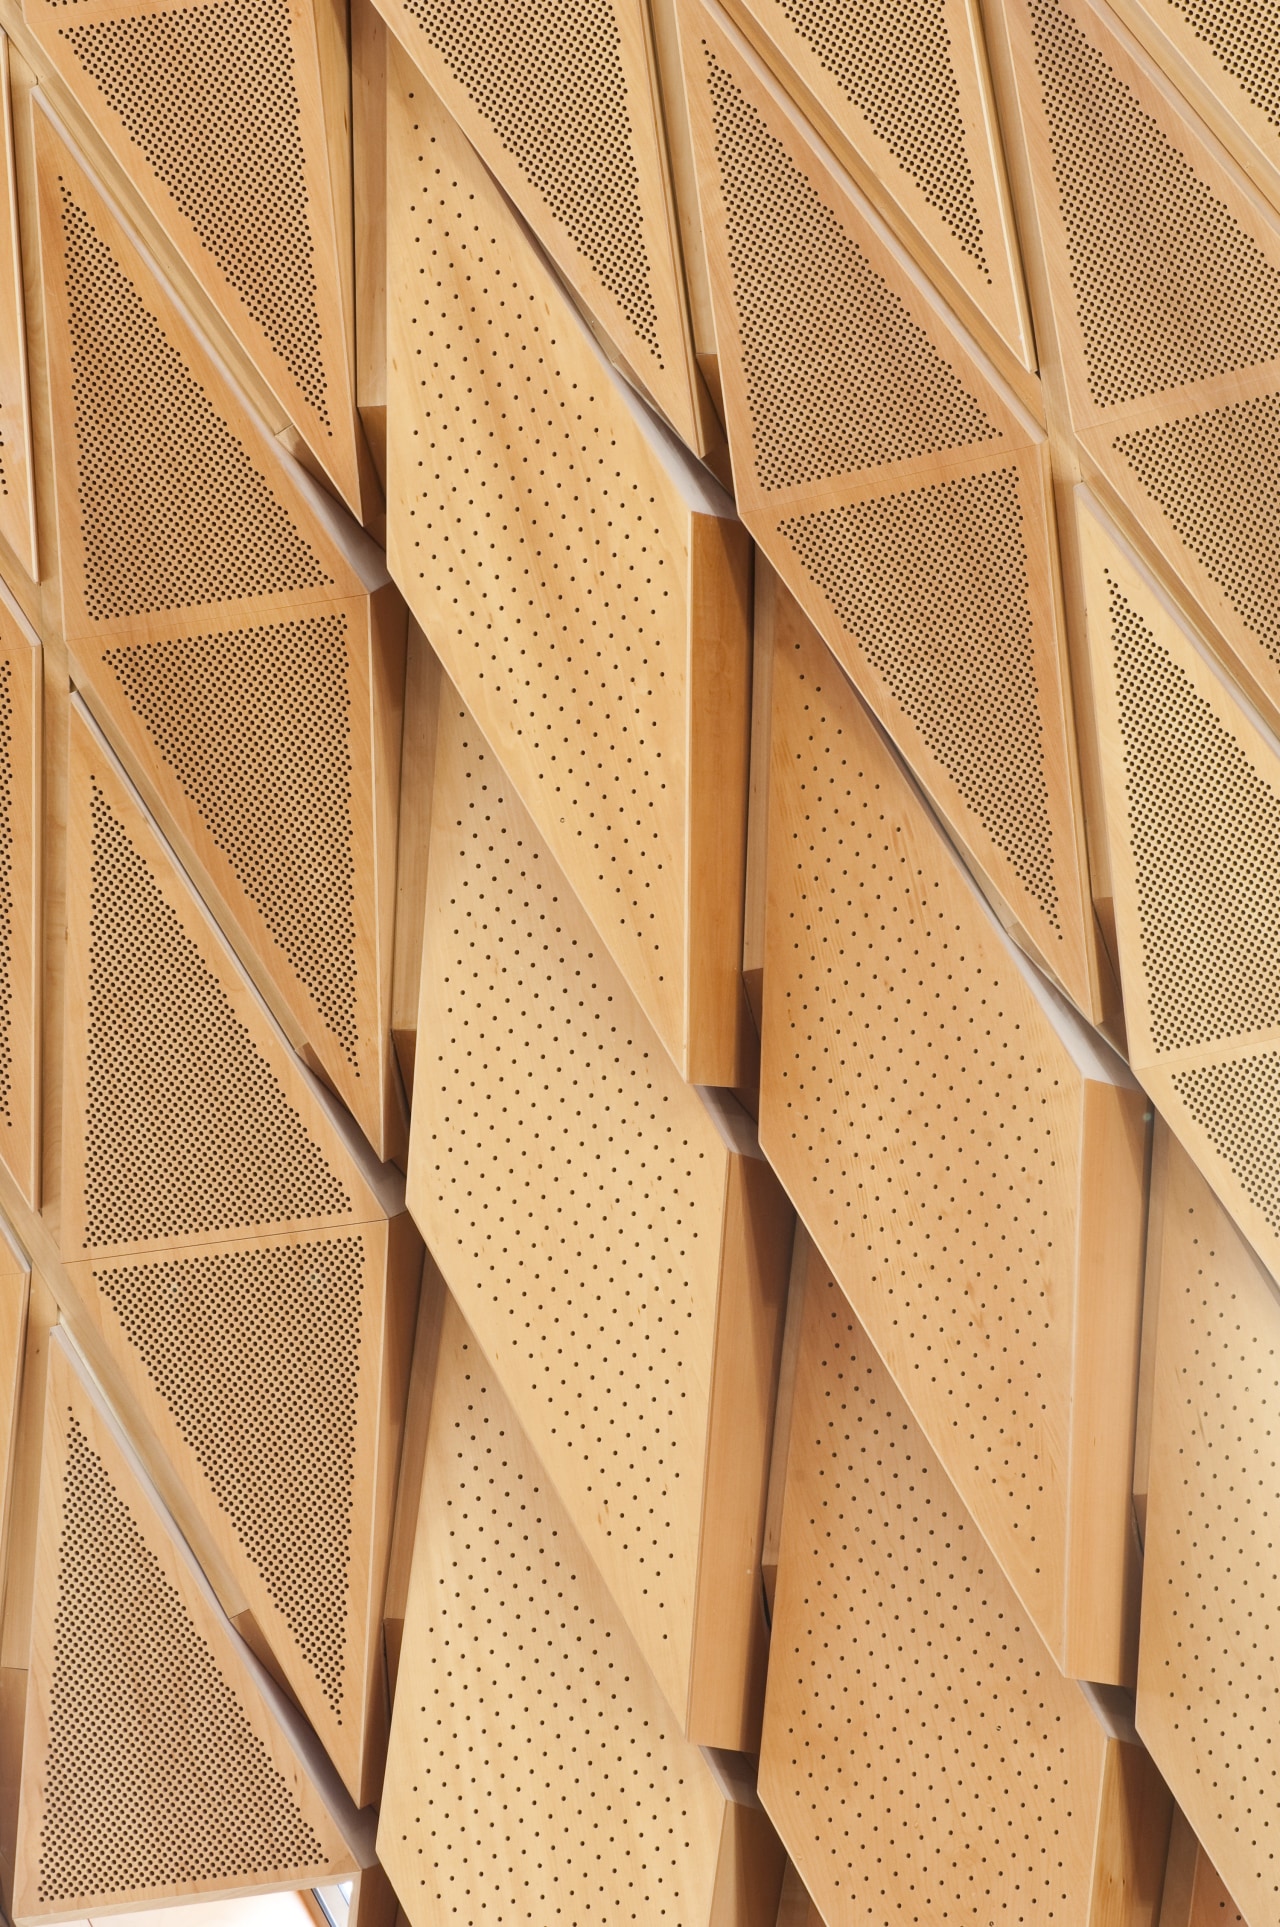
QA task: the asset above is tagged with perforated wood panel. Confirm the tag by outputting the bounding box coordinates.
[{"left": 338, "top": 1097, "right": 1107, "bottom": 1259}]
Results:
[
  {"left": 24, "top": 0, "right": 363, "bottom": 508},
  {"left": 1158, "top": 1817, "right": 1250, "bottom": 1927},
  {"left": 13, "top": 1333, "right": 361, "bottom": 1921},
  {"left": 372, "top": 0, "right": 705, "bottom": 451},
  {"left": 0, "top": 37, "right": 35, "bottom": 580},
  {"left": 377, "top": 1292, "right": 783, "bottom": 1927},
  {"left": 386, "top": 55, "right": 753, "bottom": 1085},
  {"left": 0, "top": 592, "right": 39, "bottom": 1207},
  {"left": 407, "top": 688, "right": 791, "bottom": 1741},
  {"left": 1138, "top": 1126, "right": 1280, "bottom": 1927},
  {"left": 680, "top": 0, "right": 1097, "bottom": 1017},
  {"left": 759, "top": 591, "right": 1147, "bottom": 1681},
  {"left": 760, "top": 1256, "right": 1118, "bottom": 1927},
  {"left": 996, "top": 0, "right": 1280, "bottom": 737}
]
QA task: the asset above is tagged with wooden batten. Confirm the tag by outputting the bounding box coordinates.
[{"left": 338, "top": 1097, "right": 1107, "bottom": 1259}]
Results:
[
  {"left": 679, "top": 0, "right": 1099, "bottom": 1019},
  {"left": 0, "top": 586, "right": 39, "bottom": 1207},
  {"left": 759, "top": 598, "right": 1148, "bottom": 1682},
  {"left": 0, "top": 36, "right": 36, "bottom": 582}
]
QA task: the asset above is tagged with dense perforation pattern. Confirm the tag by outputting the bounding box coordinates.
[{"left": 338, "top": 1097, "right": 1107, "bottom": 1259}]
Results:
[
  {"left": 1027, "top": 0, "right": 1280, "bottom": 407},
  {"left": 396, "top": 118, "right": 688, "bottom": 1019},
  {"left": 398, "top": 0, "right": 661, "bottom": 360},
  {"left": 778, "top": 467, "right": 1060, "bottom": 925},
  {"left": 1167, "top": 0, "right": 1280, "bottom": 128},
  {"left": 1115, "top": 396, "right": 1280, "bottom": 666},
  {"left": 61, "top": 2, "right": 329, "bottom": 420},
  {"left": 1171, "top": 1051, "right": 1280, "bottom": 1232},
  {"left": 772, "top": 0, "right": 987, "bottom": 266},
  {"left": 418, "top": 709, "right": 722, "bottom": 1695},
  {"left": 103, "top": 616, "right": 359, "bottom": 1060},
  {"left": 96, "top": 1239, "right": 365, "bottom": 1711},
  {"left": 83, "top": 780, "right": 351, "bottom": 1248},
  {"left": 702, "top": 49, "right": 998, "bottom": 489},
  {"left": 764, "top": 1275, "right": 1097, "bottom": 1924},
  {"left": 58, "top": 185, "right": 330, "bottom": 619},
  {"left": 1110, "top": 577, "right": 1280, "bottom": 1049},
  {"left": 384, "top": 1321, "right": 722, "bottom": 1925},
  {"left": 0, "top": 658, "right": 11, "bottom": 1126},
  {"left": 37, "top": 1414, "right": 325, "bottom": 1902}
]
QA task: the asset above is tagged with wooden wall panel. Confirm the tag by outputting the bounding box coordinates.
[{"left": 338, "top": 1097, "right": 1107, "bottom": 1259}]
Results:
[
  {"left": 0, "top": 37, "right": 35, "bottom": 582},
  {"left": 14, "top": 1333, "right": 366, "bottom": 1923},
  {"left": 1138, "top": 1125, "right": 1280, "bottom": 1927},
  {"left": 24, "top": 0, "right": 364, "bottom": 510},
  {"left": 408, "top": 686, "right": 792, "bottom": 1745},
  {"left": 386, "top": 55, "right": 753, "bottom": 1086},
  {"left": 761, "top": 1254, "right": 1169, "bottom": 1927},
  {"left": 34, "top": 101, "right": 406, "bottom": 1159},
  {"left": 681, "top": 0, "right": 1099, "bottom": 1017},
  {"left": 760, "top": 589, "right": 1148, "bottom": 1682},
  {"left": 0, "top": 589, "right": 38, "bottom": 1208},
  {"left": 377, "top": 1291, "right": 785, "bottom": 1927},
  {"left": 1158, "top": 1812, "right": 1248, "bottom": 1927}
]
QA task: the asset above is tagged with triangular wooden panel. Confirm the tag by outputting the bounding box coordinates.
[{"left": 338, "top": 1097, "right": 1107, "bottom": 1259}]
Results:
[
  {"left": 386, "top": 52, "right": 754, "bottom": 1085},
  {"left": 1079, "top": 489, "right": 1280, "bottom": 1281},
  {"left": 0, "top": 37, "right": 36, "bottom": 581},
  {"left": 62, "top": 699, "right": 392, "bottom": 1264},
  {"left": 14, "top": 1333, "right": 360, "bottom": 1922},
  {"left": 681, "top": 0, "right": 1098, "bottom": 1017},
  {"left": 759, "top": 588, "right": 1147, "bottom": 1681},
  {"left": 377, "top": 1292, "right": 784, "bottom": 1927},
  {"left": 372, "top": 0, "right": 707, "bottom": 453},
  {"left": 0, "top": 588, "right": 39, "bottom": 1207},
  {"left": 408, "top": 686, "right": 792, "bottom": 1742},
  {"left": 995, "top": 0, "right": 1280, "bottom": 733},
  {"left": 24, "top": 0, "right": 363, "bottom": 509},
  {"left": 1138, "top": 1127, "right": 1280, "bottom": 1927},
  {"left": 718, "top": 0, "right": 1035, "bottom": 379}
]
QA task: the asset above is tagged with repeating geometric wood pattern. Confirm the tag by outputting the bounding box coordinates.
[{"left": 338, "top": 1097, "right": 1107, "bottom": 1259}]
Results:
[
  {"left": 1138, "top": 1126, "right": 1280, "bottom": 1927},
  {"left": 0, "top": 588, "right": 38, "bottom": 1207},
  {"left": 386, "top": 48, "right": 754, "bottom": 1085},
  {"left": 760, "top": 1254, "right": 1168, "bottom": 1927},
  {"left": 680, "top": 0, "right": 1098, "bottom": 1017},
  {"left": 760, "top": 592, "right": 1148, "bottom": 1681},
  {"left": 14, "top": 1332, "right": 362, "bottom": 1923},
  {"left": 371, "top": 0, "right": 708, "bottom": 453},
  {"left": 377, "top": 1290, "right": 785, "bottom": 1927},
  {"left": 24, "top": 0, "right": 365, "bottom": 509},
  {"left": 34, "top": 101, "right": 406, "bottom": 1158},
  {"left": 0, "top": 36, "right": 35, "bottom": 580},
  {"left": 408, "top": 686, "right": 793, "bottom": 1743}
]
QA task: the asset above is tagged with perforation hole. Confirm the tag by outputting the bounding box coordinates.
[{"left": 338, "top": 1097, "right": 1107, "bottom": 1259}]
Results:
[
  {"left": 1171, "top": 1051, "right": 1280, "bottom": 1232},
  {"left": 1165, "top": 0, "right": 1280, "bottom": 129}
]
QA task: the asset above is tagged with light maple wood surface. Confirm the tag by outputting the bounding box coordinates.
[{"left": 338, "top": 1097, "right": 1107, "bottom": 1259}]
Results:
[
  {"left": 0, "top": 586, "right": 38, "bottom": 1207},
  {"left": 0, "top": 36, "right": 35, "bottom": 580}
]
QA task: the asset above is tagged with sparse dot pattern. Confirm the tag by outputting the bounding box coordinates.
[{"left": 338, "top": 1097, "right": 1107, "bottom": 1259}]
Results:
[
  {"left": 59, "top": 183, "right": 330, "bottom": 619},
  {"left": 96, "top": 1238, "right": 365, "bottom": 1712},
  {"left": 778, "top": 467, "right": 1060, "bottom": 927},
  {"left": 1172, "top": 1051, "right": 1280, "bottom": 1233},
  {"left": 1168, "top": 0, "right": 1280, "bottom": 129},
  {"left": 703, "top": 47, "right": 998, "bottom": 490},
  {"left": 103, "top": 615, "right": 359, "bottom": 1060},
  {"left": 61, "top": 1, "right": 330, "bottom": 421},
  {"left": 83, "top": 778, "right": 350, "bottom": 1248},
  {"left": 36, "top": 1413, "right": 325, "bottom": 1903},
  {"left": 1027, "top": 0, "right": 1280, "bottom": 409},
  {"left": 0, "top": 658, "right": 11, "bottom": 1126}
]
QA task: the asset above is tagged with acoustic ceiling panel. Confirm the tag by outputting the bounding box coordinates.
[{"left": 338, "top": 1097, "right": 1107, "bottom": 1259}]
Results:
[
  {"left": 377, "top": 1290, "right": 785, "bottom": 1927},
  {"left": 372, "top": 0, "right": 706, "bottom": 452},
  {"left": 1079, "top": 489, "right": 1280, "bottom": 1280},
  {"left": 386, "top": 53, "right": 753, "bottom": 1085},
  {"left": 718, "top": 0, "right": 1035, "bottom": 377},
  {"left": 1138, "top": 1124, "right": 1280, "bottom": 1927},
  {"left": 681, "top": 0, "right": 1098, "bottom": 1016},
  {"left": 13, "top": 1332, "right": 363, "bottom": 1922},
  {"left": 759, "top": 587, "right": 1148, "bottom": 1682},
  {"left": 0, "top": 589, "right": 39, "bottom": 1207},
  {"left": 996, "top": 0, "right": 1280, "bottom": 735},
  {"left": 25, "top": 0, "right": 364, "bottom": 509},
  {"left": 0, "top": 36, "right": 35, "bottom": 580},
  {"left": 408, "top": 686, "right": 793, "bottom": 1744},
  {"left": 35, "top": 102, "right": 405, "bottom": 1157},
  {"left": 760, "top": 1252, "right": 1166, "bottom": 1927}
]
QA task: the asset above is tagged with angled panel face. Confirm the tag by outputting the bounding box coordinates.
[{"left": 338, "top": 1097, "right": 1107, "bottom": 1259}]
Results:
[
  {"left": 1139, "top": 1127, "right": 1280, "bottom": 1927},
  {"left": 681, "top": 0, "right": 1097, "bottom": 1014},
  {"left": 0, "top": 594, "right": 39, "bottom": 1206},
  {"left": 760, "top": 1256, "right": 1110, "bottom": 1927},
  {"left": 25, "top": 0, "right": 363, "bottom": 508},
  {"left": 14, "top": 1335, "right": 360, "bottom": 1922},
  {"left": 35, "top": 104, "right": 403, "bottom": 1156},
  {"left": 721, "top": 0, "right": 1035, "bottom": 374},
  {"left": 377, "top": 1294, "right": 738, "bottom": 1927},
  {"left": 759, "top": 592, "right": 1148, "bottom": 1680},
  {"left": 408, "top": 689, "right": 791, "bottom": 1743},
  {"left": 0, "top": 37, "right": 35, "bottom": 580},
  {"left": 386, "top": 57, "right": 753, "bottom": 1084},
  {"left": 373, "top": 0, "right": 704, "bottom": 451}
]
